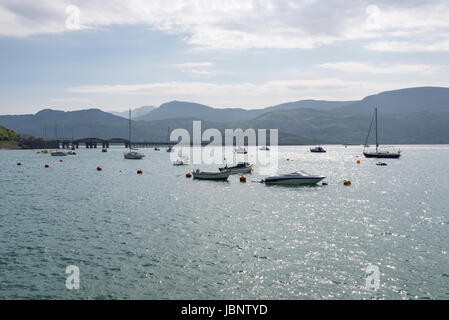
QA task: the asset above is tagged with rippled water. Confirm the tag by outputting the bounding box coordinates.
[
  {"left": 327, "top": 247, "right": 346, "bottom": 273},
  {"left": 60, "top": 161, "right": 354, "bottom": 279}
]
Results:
[{"left": 1, "top": 145, "right": 448, "bottom": 299}]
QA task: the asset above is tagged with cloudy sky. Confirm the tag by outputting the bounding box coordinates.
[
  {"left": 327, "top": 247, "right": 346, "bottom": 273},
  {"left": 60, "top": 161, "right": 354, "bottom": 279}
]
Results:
[{"left": 1, "top": 0, "right": 448, "bottom": 114}]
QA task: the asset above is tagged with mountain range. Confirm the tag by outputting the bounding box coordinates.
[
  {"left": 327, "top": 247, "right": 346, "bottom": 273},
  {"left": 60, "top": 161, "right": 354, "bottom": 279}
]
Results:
[{"left": 1, "top": 86, "right": 449, "bottom": 145}]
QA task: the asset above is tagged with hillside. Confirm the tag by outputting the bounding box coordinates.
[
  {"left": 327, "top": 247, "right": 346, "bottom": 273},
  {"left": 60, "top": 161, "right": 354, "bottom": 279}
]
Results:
[
  {"left": 0, "top": 125, "right": 19, "bottom": 141},
  {"left": 335, "top": 87, "right": 449, "bottom": 115},
  {"left": 1, "top": 87, "right": 449, "bottom": 144},
  {"left": 110, "top": 106, "right": 156, "bottom": 118}
]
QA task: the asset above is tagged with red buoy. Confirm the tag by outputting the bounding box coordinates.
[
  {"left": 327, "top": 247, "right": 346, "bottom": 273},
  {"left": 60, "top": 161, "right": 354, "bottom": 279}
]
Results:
[
  {"left": 137, "top": 169, "right": 143, "bottom": 174},
  {"left": 60, "top": 160, "right": 63, "bottom": 162},
  {"left": 45, "top": 164, "right": 49, "bottom": 168},
  {"left": 240, "top": 176, "right": 247, "bottom": 183},
  {"left": 186, "top": 172, "right": 192, "bottom": 178},
  {"left": 97, "top": 166, "right": 102, "bottom": 171},
  {"left": 17, "top": 162, "right": 22, "bottom": 166}
]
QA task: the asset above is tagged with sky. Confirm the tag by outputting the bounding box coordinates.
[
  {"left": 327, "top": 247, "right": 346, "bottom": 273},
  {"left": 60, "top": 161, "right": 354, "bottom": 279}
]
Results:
[{"left": 0, "top": 0, "right": 448, "bottom": 114}]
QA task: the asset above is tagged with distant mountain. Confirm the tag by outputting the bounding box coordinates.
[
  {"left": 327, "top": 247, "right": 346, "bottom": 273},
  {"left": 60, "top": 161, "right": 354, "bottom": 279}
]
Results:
[
  {"left": 2, "top": 87, "right": 449, "bottom": 144},
  {"left": 335, "top": 87, "right": 449, "bottom": 115},
  {"left": 264, "top": 100, "right": 357, "bottom": 112},
  {"left": 110, "top": 106, "right": 156, "bottom": 118},
  {"left": 0, "top": 109, "right": 128, "bottom": 139},
  {"left": 137, "top": 101, "right": 266, "bottom": 122},
  {"left": 137, "top": 100, "right": 357, "bottom": 122}
]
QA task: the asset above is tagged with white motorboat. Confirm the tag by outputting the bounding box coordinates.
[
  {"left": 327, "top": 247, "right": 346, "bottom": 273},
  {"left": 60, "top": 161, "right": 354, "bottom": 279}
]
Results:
[
  {"left": 124, "top": 109, "right": 145, "bottom": 160},
  {"left": 259, "top": 146, "right": 270, "bottom": 151},
  {"left": 264, "top": 171, "right": 325, "bottom": 185},
  {"left": 192, "top": 169, "right": 231, "bottom": 180},
  {"left": 219, "top": 162, "right": 253, "bottom": 174},
  {"left": 235, "top": 147, "right": 247, "bottom": 154},
  {"left": 124, "top": 151, "right": 145, "bottom": 160},
  {"left": 310, "top": 146, "right": 326, "bottom": 153}
]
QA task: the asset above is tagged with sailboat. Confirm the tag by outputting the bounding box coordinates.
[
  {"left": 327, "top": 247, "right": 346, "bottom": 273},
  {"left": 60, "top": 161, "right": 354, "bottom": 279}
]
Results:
[
  {"left": 363, "top": 108, "right": 401, "bottom": 159},
  {"left": 51, "top": 124, "right": 68, "bottom": 156},
  {"left": 124, "top": 109, "right": 145, "bottom": 160},
  {"left": 166, "top": 127, "right": 174, "bottom": 152}
]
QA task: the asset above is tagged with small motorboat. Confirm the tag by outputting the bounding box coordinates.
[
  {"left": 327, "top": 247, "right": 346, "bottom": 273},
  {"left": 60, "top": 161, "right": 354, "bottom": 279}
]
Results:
[
  {"left": 235, "top": 147, "right": 247, "bottom": 154},
  {"left": 173, "top": 156, "right": 188, "bottom": 166},
  {"left": 264, "top": 171, "right": 325, "bottom": 185},
  {"left": 259, "top": 146, "right": 270, "bottom": 151},
  {"left": 310, "top": 146, "right": 326, "bottom": 153},
  {"left": 124, "top": 151, "right": 145, "bottom": 160},
  {"left": 192, "top": 169, "right": 231, "bottom": 181},
  {"left": 154, "top": 147, "right": 160, "bottom": 151},
  {"left": 376, "top": 162, "right": 388, "bottom": 166},
  {"left": 51, "top": 151, "right": 68, "bottom": 157},
  {"left": 166, "top": 146, "right": 174, "bottom": 152},
  {"left": 219, "top": 162, "right": 253, "bottom": 174},
  {"left": 102, "top": 148, "right": 108, "bottom": 153},
  {"left": 67, "top": 151, "right": 76, "bottom": 155}
]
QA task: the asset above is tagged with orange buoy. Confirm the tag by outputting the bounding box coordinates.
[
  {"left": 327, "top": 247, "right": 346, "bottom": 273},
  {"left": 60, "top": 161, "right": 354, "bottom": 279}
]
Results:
[
  {"left": 97, "top": 166, "right": 102, "bottom": 171},
  {"left": 186, "top": 172, "right": 192, "bottom": 178},
  {"left": 17, "top": 162, "right": 22, "bottom": 166},
  {"left": 357, "top": 160, "right": 361, "bottom": 164},
  {"left": 240, "top": 176, "right": 247, "bottom": 183},
  {"left": 45, "top": 164, "right": 49, "bottom": 168},
  {"left": 137, "top": 169, "right": 143, "bottom": 174}
]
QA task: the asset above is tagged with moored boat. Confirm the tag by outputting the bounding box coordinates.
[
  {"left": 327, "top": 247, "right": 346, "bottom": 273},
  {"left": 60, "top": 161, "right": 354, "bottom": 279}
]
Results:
[
  {"left": 264, "top": 171, "right": 325, "bottom": 185},
  {"left": 310, "top": 146, "right": 326, "bottom": 153},
  {"left": 219, "top": 162, "right": 253, "bottom": 174},
  {"left": 235, "top": 147, "right": 247, "bottom": 154},
  {"left": 124, "top": 109, "right": 145, "bottom": 160},
  {"left": 363, "top": 108, "right": 401, "bottom": 159},
  {"left": 192, "top": 169, "right": 231, "bottom": 180}
]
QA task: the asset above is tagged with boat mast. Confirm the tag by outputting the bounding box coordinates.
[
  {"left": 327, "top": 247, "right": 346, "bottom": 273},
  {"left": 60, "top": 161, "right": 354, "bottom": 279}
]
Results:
[
  {"left": 129, "top": 109, "right": 131, "bottom": 151},
  {"left": 375, "top": 107, "right": 378, "bottom": 152}
]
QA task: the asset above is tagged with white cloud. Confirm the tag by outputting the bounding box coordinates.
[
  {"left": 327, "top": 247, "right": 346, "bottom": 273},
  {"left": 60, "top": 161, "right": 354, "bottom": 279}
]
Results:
[
  {"left": 365, "top": 40, "right": 449, "bottom": 52},
  {"left": 1, "top": 0, "right": 448, "bottom": 51},
  {"left": 172, "top": 62, "right": 213, "bottom": 68},
  {"left": 51, "top": 97, "right": 92, "bottom": 103},
  {"left": 318, "top": 62, "right": 442, "bottom": 75}
]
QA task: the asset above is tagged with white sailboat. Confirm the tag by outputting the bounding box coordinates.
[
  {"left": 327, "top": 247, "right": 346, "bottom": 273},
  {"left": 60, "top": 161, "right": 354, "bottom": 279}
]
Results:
[
  {"left": 363, "top": 108, "right": 401, "bottom": 159},
  {"left": 124, "top": 109, "right": 145, "bottom": 160}
]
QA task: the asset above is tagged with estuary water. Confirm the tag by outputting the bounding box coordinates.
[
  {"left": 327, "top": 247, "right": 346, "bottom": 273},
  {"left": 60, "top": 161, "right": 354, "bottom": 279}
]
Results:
[{"left": 0, "top": 145, "right": 448, "bottom": 299}]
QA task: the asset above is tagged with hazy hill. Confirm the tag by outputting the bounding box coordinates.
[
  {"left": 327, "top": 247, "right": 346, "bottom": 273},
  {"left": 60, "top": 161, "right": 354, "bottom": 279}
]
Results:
[
  {"left": 335, "top": 87, "right": 449, "bottom": 115},
  {"left": 110, "top": 106, "right": 156, "bottom": 118},
  {"left": 136, "top": 101, "right": 266, "bottom": 122},
  {"left": 1, "top": 87, "right": 449, "bottom": 144}
]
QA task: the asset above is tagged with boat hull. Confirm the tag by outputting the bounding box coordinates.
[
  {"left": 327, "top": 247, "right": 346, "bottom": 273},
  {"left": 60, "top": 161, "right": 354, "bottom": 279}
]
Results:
[
  {"left": 265, "top": 176, "right": 325, "bottom": 185},
  {"left": 193, "top": 171, "right": 231, "bottom": 180},
  {"left": 124, "top": 153, "right": 145, "bottom": 160},
  {"left": 219, "top": 164, "right": 253, "bottom": 174},
  {"left": 363, "top": 152, "right": 400, "bottom": 159}
]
